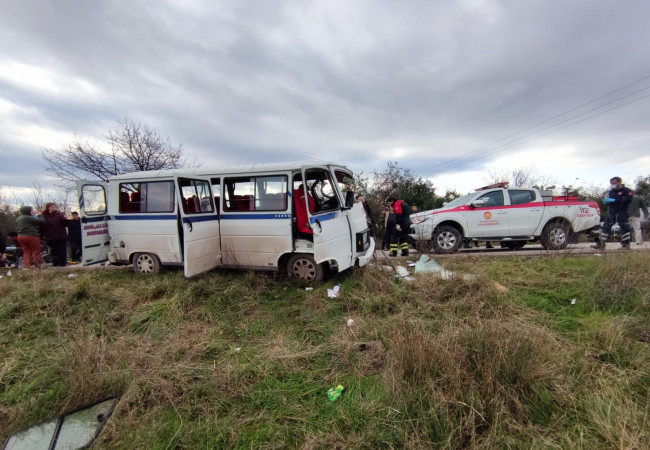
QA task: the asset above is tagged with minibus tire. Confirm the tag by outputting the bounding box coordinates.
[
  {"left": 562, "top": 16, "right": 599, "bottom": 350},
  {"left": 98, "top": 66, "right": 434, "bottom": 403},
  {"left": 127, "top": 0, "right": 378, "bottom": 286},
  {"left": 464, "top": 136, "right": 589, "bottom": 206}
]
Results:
[
  {"left": 287, "top": 254, "right": 324, "bottom": 282},
  {"left": 133, "top": 252, "right": 161, "bottom": 274}
]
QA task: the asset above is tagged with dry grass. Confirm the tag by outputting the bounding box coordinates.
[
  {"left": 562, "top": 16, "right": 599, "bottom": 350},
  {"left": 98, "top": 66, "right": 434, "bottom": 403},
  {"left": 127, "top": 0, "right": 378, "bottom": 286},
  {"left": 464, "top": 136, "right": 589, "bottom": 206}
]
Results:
[{"left": 1, "top": 252, "right": 650, "bottom": 448}]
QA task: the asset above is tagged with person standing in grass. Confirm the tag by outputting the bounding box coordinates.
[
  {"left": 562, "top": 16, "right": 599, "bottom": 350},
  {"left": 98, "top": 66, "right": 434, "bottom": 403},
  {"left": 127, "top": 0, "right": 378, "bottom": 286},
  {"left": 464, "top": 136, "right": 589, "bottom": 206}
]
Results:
[
  {"left": 629, "top": 194, "right": 648, "bottom": 245},
  {"left": 67, "top": 211, "right": 82, "bottom": 263},
  {"left": 42, "top": 202, "right": 68, "bottom": 267},
  {"left": 15, "top": 205, "right": 43, "bottom": 269},
  {"left": 592, "top": 176, "right": 634, "bottom": 250}
]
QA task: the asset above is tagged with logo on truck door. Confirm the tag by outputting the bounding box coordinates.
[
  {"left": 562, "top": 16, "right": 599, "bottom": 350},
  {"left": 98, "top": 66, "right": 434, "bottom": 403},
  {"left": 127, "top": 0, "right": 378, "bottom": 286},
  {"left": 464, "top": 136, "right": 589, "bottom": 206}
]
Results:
[{"left": 484, "top": 212, "right": 492, "bottom": 220}]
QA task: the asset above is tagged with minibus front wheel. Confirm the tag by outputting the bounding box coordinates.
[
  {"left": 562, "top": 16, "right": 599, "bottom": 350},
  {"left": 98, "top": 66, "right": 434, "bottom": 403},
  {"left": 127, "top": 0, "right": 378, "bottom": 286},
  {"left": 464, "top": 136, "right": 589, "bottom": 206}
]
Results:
[
  {"left": 287, "top": 254, "right": 324, "bottom": 282},
  {"left": 133, "top": 252, "right": 161, "bottom": 274}
]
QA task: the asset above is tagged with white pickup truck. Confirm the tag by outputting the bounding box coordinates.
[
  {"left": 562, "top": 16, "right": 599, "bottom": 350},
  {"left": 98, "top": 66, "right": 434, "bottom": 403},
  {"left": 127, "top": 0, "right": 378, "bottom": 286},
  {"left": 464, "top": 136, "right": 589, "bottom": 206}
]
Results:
[{"left": 409, "top": 183, "right": 601, "bottom": 253}]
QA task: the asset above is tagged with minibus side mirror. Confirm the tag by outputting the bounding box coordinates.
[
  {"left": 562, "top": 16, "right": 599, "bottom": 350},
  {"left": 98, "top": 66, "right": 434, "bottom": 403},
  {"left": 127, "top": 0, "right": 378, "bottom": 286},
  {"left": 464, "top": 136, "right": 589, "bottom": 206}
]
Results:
[{"left": 343, "top": 191, "right": 355, "bottom": 209}]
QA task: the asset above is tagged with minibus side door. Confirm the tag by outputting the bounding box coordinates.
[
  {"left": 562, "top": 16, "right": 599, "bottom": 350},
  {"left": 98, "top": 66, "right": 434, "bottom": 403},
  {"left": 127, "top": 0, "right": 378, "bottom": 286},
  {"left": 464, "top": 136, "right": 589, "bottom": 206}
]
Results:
[
  {"left": 304, "top": 168, "right": 353, "bottom": 271},
  {"left": 77, "top": 181, "right": 110, "bottom": 265},
  {"left": 176, "top": 176, "right": 221, "bottom": 277}
]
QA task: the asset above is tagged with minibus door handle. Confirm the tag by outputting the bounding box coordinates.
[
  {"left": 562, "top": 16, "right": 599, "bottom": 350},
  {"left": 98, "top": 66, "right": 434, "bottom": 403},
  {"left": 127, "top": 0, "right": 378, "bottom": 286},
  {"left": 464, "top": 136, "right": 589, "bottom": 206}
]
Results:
[
  {"left": 186, "top": 220, "right": 193, "bottom": 232},
  {"left": 314, "top": 219, "right": 322, "bottom": 233}
]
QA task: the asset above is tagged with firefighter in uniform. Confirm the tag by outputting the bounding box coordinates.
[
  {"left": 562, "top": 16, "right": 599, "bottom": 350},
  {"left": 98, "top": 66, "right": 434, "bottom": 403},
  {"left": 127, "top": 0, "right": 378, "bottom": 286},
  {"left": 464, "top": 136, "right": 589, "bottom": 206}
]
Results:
[
  {"left": 592, "top": 176, "right": 634, "bottom": 250},
  {"left": 387, "top": 197, "right": 411, "bottom": 256}
]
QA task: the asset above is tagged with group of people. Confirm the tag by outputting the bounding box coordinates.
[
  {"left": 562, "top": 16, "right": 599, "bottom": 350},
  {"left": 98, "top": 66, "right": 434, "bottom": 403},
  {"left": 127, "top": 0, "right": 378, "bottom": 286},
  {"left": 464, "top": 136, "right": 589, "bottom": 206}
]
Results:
[
  {"left": 6, "top": 203, "right": 82, "bottom": 269},
  {"left": 593, "top": 176, "right": 648, "bottom": 249},
  {"left": 356, "top": 196, "right": 413, "bottom": 257}
]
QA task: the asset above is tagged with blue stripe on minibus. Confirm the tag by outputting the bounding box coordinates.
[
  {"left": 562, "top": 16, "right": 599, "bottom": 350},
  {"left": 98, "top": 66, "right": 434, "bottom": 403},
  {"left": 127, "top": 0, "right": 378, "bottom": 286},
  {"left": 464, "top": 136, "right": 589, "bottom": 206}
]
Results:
[
  {"left": 310, "top": 212, "right": 337, "bottom": 223},
  {"left": 112, "top": 214, "right": 177, "bottom": 220}
]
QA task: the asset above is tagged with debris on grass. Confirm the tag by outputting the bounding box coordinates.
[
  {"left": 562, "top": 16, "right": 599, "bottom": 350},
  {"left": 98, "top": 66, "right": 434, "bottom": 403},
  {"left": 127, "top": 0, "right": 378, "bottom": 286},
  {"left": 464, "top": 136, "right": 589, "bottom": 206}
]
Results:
[
  {"left": 328, "top": 285, "right": 341, "bottom": 298},
  {"left": 327, "top": 385, "right": 344, "bottom": 402},
  {"left": 571, "top": 298, "right": 577, "bottom": 305},
  {"left": 414, "top": 254, "right": 442, "bottom": 273}
]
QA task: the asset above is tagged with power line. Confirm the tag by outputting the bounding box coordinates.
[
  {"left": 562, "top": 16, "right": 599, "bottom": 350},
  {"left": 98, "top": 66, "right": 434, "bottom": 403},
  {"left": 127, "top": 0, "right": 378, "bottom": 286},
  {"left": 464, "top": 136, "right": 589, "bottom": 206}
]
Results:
[{"left": 412, "top": 74, "right": 650, "bottom": 179}]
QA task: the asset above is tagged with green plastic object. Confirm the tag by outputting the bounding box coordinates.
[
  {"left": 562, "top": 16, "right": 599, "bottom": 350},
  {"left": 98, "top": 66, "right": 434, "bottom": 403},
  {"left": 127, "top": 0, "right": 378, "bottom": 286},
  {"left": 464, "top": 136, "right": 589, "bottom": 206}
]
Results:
[{"left": 327, "top": 385, "right": 345, "bottom": 402}]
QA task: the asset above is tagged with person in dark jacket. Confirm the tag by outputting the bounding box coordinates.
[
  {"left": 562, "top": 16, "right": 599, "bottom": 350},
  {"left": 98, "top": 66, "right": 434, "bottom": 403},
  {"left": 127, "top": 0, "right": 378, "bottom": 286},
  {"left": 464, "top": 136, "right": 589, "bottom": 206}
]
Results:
[
  {"left": 592, "top": 176, "right": 634, "bottom": 250},
  {"left": 0, "top": 229, "right": 6, "bottom": 267},
  {"left": 15, "top": 205, "right": 43, "bottom": 269},
  {"left": 42, "top": 202, "right": 68, "bottom": 266},
  {"left": 387, "top": 197, "right": 411, "bottom": 256},
  {"left": 67, "top": 211, "right": 82, "bottom": 262},
  {"left": 380, "top": 207, "right": 395, "bottom": 251}
]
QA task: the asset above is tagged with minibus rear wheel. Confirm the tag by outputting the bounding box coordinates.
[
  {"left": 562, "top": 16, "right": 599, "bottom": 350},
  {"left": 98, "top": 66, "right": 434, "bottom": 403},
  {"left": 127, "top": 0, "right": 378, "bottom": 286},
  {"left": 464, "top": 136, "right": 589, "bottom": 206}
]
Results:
[
  {"left": 287, "top": 254, "right": 324, "bottom": 282},
  {"left": 133, "top": 252, "right": 161, "bottom": 274}
]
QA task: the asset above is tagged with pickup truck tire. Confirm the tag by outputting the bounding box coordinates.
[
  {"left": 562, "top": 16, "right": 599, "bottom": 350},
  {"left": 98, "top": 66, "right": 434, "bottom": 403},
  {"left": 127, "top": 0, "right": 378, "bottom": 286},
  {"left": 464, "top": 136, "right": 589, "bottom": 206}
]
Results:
[
  {"left": 287, "top": 254, "right": 324, "bottom": 282},
  {"left": 133, "top": 252, "right": 161, "bottom": 274},
  {"left": 431, "top": 226, "right": 462, "bottom": 254},
  {"left": 540, "top": 222, "right": 570, "bottom": 250}
]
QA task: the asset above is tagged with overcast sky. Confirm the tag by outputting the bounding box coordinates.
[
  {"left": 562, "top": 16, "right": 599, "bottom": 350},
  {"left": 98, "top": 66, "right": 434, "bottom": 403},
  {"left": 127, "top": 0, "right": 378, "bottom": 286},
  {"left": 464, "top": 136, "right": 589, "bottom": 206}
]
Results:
[{"left": 1, "top": 0, "right": 649, "bottom": 201}]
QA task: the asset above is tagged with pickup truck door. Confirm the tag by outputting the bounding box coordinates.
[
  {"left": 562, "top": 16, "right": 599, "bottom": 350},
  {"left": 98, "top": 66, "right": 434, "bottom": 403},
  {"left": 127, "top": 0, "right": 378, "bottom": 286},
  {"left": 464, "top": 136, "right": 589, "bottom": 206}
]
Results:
[
  {"left": 465, "top": 190, "right": 509, "bottom": 237},
  {"left": 507, "top": 189, "right": 544, "bottom": 236}
]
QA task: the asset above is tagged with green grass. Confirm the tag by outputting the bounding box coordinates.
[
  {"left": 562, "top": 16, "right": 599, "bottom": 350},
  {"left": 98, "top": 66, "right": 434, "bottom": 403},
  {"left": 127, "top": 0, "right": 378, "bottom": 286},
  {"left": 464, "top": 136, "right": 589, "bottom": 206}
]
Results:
[{"left": 1, "top": 251, "right": 649, "bottom": 448}]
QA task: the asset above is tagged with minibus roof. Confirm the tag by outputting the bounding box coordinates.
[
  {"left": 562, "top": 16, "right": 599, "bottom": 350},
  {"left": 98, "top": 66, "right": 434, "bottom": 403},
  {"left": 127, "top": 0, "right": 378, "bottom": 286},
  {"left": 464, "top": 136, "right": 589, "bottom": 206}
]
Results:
[{"left": 110, "top": 160, "right": 348, "bottom": 181}]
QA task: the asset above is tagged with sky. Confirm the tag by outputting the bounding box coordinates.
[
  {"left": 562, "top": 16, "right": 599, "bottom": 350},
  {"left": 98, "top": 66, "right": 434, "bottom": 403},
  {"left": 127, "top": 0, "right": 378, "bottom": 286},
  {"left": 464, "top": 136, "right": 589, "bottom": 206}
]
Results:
[{"left": 1, "top": 0, "right": 650, "bottom": 204}]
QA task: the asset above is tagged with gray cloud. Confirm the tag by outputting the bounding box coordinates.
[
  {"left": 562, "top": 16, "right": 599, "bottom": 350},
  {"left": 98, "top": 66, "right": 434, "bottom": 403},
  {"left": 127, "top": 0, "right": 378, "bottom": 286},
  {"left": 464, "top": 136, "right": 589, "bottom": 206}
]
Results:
[{"left": 1, "top": 0, "right": 649, "bottom": 193}]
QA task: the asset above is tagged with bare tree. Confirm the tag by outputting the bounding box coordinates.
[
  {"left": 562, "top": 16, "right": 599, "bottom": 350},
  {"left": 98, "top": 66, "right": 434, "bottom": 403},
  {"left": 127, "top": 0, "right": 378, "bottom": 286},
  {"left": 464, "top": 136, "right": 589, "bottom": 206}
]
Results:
[
  {"left": 42, "top": 117, "right": 187, "bottom": 183},
  {"left": 488, "top": 166, "right": 554, "bottom": 188}
]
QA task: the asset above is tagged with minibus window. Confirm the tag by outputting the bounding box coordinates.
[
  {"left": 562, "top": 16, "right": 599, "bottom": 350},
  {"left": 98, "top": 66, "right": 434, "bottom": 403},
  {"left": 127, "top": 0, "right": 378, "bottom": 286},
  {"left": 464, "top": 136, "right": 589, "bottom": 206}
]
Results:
[
  {"left": 178, "top": 179, "right": 214, "bottom": 214},
  {"left": 305, "top": 170, "right": 340, "bottom": 213},
  {"left": 81, "top": 185, "right": 107, "bottom": 215},
  {"left": 224, "top": 176, "right": 287, "bottom": 212},
  {"left": 119, "top": 182, "right": 174, "bottom": 213}
]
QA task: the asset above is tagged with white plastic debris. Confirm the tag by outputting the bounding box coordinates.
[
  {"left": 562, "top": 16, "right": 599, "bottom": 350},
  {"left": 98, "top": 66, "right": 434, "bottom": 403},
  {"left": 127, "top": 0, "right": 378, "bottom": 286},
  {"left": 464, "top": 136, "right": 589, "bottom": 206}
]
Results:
[
  {"left": 594, "top": 253, "right": 602, "bottom": 257},
  {"left": 234, "top": 347, "right": 241, "bottom": 352},
  {"left": 305, "top": 287, "right": 313, "bottom": 291},
  {"left": 67, "top": 273, "right": 78, "bottom": 278},
  {"left": 395, "top": 266, "right": 409, "bottom": 277},
  {"left": 6, "top": 270, "right": 12, "bottom": 277},
  {"left": 406, "top": 260, "right": 416, "bottom": 267},
  {"left": 571, "top": 298, "right": 577, "bottom": 305},
  {"left": 347, "top": 319, "right": 354, "bottom": 326},
  {"left": 328, "top": 285, "right": 341, "bottom": 298}
]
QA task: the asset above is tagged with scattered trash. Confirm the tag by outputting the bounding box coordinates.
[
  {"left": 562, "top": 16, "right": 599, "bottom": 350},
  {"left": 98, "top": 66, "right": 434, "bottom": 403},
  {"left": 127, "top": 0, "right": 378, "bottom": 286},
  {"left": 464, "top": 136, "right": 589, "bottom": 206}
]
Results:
[
  {"left": 414, "top": 254, "right": 442, "bottom": 273},
  {"left": 6, "top": 270, "right": 11, "bottom": 277},
  {"left": 395, "top": 266, "right": 409, "bottom": 277},
  {"left": 347, "top": 319, "right": 354, "bottom": 327},
  {"left": 67, "top": 273, "right": 78, "bottom": 278},
  {"left": 327, "top": 385, "right": 345, "bottom": 402},
  {"left": 594, "top": 253, "right": 603, "bottom": 257},
  {"left": 328, "top": 285, "right": 341, "bottom": 298},
  {"left": 493, "top": 282, "right": 508, "bottom": 292},
  {"left": 403, "top": 276, "right": 415, "bottom": 281},
  {"left": 406, "top": 260, "right": 416, "bottom": 267},
  {"left": 234, "top": 347, "right": 241, "bottom": 352},
  {"left": 571, "top": 298, "right": 577, "bottom": 305},
  {"left": 305, "top": 287, "right": 313, "bottom": 291}
]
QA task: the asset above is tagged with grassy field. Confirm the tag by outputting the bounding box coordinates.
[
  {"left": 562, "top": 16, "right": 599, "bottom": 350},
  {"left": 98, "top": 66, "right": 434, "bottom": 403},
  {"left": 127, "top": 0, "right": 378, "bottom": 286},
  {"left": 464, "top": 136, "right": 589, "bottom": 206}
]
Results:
[{"left": 1, "top": 251, "right": 649, "bottom": 449}]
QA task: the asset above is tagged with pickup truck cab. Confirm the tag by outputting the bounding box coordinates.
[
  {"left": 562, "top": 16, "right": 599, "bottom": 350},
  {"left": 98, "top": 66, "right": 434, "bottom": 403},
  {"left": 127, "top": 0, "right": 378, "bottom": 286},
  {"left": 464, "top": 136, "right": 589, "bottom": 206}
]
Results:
[{"left": 409, "top": 183, "right": 600, "bottom": 253}]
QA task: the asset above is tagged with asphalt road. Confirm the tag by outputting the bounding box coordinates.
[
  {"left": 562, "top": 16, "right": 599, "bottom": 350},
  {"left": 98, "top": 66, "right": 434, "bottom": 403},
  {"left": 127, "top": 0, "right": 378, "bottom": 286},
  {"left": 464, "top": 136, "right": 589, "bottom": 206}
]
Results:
[{"left": 375, "top": 241, "right": 650, "bottom": 260}]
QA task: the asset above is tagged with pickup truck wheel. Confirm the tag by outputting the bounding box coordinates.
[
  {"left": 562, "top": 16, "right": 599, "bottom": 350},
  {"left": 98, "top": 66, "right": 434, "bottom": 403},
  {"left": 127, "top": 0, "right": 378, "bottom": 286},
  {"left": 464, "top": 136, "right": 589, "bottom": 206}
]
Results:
[
  {"left": 541, "top": 222, "right": 570, "bottom": 250},
  {"left": 431, "top": 226, "right": 462, "bottom": 254},
  {"left": 501, "top": 241, "right": 526, "bottom": 250},
  {"left": 287, "top": 254, "right": 324, "bottom": 282},
  {"left": 133, "top": 252, "right": 161, "bottom": 274}
]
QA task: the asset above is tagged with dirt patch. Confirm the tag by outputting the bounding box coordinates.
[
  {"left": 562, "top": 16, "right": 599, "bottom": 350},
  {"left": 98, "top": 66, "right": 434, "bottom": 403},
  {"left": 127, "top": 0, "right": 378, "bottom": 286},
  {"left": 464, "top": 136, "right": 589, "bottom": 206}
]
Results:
[{"left": 349, "top": 340, "right": 386, "bottom": 375}]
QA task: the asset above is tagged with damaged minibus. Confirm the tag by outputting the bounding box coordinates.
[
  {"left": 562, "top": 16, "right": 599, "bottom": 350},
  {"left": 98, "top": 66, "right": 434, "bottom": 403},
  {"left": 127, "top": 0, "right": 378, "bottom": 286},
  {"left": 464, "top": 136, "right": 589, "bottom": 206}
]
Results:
[{"left": 77, "top": 161, "right": 375, "bottom": 281}]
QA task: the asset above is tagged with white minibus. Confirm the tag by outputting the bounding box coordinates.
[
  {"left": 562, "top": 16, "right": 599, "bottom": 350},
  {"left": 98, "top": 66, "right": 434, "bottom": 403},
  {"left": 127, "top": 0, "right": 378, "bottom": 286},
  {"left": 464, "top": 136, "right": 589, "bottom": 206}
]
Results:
[{"left": 77, "top": 161, "right": 375, "bottom": 281}]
